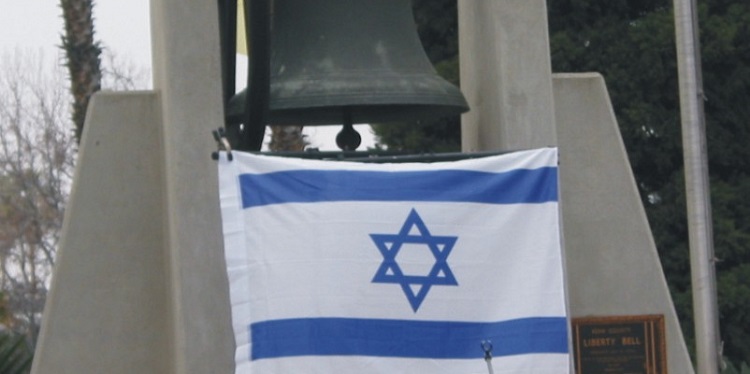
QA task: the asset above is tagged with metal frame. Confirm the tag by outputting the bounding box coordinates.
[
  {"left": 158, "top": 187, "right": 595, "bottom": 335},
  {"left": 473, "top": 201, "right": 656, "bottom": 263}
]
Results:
[
  {"left": 250, "top": 149, "right": 519, "bottom": 163},
  {"left": 218, "top": 0, "right": 270, "bottom": 151}
]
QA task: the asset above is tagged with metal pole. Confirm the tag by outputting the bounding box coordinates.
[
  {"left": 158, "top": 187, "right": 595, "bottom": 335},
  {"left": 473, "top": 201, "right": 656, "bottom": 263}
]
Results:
[
  {"left": 481, "top": 341, "right": 495, "bottom": 374},
  {"left": 242, "top": 0, "right": 271, "bottom": 151},
  {"left": 672, "top": 0, "right": 721, "bottom": 372}
]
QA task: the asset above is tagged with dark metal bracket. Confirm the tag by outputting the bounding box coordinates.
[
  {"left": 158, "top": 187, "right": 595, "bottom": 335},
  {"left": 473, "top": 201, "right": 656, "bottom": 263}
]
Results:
[{"left": 211, "top": 127, "right": 234, "bottom": 161}]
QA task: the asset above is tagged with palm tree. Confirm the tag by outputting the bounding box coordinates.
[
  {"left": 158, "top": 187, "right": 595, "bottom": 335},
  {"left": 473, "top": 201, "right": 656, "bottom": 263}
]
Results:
[
  {"left": 269, "top": 126, "right": 307, "bottom": 151},
  {"left": 60, "top": 0, "right": 102, "bottom": 143}
]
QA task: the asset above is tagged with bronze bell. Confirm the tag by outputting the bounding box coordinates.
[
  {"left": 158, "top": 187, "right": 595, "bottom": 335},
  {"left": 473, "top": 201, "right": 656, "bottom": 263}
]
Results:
[{"left": 226, "top": 0, "right": 469, "bottom": 150}]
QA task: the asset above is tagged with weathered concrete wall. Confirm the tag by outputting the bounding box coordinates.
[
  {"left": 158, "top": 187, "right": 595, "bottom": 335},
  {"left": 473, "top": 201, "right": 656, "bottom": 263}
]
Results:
[
  {"left": 32, "top": 92, "right": 171, "bottom": 374},
  {"left": 554, "top": 73, "right": 695, "bottom": 374},
  {"left": 150, "top": 0, "right": 235, "bottom": 372},
  {"left": 459, "top": 0, "right": 557, "bottom": 152}
]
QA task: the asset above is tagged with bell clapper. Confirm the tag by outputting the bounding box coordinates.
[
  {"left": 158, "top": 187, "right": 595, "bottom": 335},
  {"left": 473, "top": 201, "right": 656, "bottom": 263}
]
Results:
[{"left": 336, "top": 110, "right": 362, "bottom": 151}]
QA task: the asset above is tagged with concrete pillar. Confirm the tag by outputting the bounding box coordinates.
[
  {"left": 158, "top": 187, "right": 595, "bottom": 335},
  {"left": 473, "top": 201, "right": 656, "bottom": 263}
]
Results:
[
  {"left": 33, "top": 1, "right": 234, "bottom": 373},
  {"left": 150, "top": 0, "right": 234, "bottom": 372},
  {"left": 459, "top": 0, "right": 556, "bottom": 152},
  {"left": 31, "top": 93, "right": 172, "bottom": 374},
  {"left": 554, "top": 74, "right": 695, "bottom": 374}
]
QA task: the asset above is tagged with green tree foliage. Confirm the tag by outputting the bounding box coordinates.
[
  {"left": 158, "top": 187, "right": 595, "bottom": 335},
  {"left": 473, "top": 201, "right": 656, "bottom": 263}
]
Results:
[
  {"left": 0, "top": 293, "right": 31, "bottom": 373},
  {"left": 724, "top": 359, "right": 750, "bottom": 374},
  {"left": 0, "top": 332, "right": 32, "bottom": 374},
  {"left": 378, "top": 0, "right": 750, "bottom": 365},
  {"left": 549, "top": 0, "right": 750, "bottom": 363}
]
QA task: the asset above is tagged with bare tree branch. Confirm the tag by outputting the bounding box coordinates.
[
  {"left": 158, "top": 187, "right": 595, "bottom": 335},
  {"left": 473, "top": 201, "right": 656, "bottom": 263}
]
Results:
[{"left": 0, "top": 50, "right": 75, "bottom": 345}]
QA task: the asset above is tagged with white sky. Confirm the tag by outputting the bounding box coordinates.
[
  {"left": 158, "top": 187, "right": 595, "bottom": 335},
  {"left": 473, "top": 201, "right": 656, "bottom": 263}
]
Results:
[{"left": 0, "top": 0, "right": 374, "bottom": 151}]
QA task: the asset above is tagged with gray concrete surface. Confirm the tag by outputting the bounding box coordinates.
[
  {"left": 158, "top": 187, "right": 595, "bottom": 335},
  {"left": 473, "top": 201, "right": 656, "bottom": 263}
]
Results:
[
  {"left": 459, "top": 0, "right": 557, "bottom": 152},
  {"left": 554, "top": 73, "right": 695, "bottom": 374},
  {"left": 150, "top": 0, "right": 234, "bottom": 372},
  {"left": 33, "top": 0, "right": 234, "bottom": 372},
  {"left": 31, "top": 92, "right": 171, "bottom": 374}
]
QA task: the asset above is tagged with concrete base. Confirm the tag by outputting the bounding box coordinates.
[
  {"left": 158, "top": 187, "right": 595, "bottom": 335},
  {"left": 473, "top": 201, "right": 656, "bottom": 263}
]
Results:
[
  {"left": 32, "top": 90, "right": 235, "bottom": 374},
  {"left": 33, "top": 1, "right": 240, "bottom": 372},
  {"left": 554, "top": 73, "right": 695, "bottom": 374},
  {"left": 31, "top": 92, "right": 172, "bottom": 373}
]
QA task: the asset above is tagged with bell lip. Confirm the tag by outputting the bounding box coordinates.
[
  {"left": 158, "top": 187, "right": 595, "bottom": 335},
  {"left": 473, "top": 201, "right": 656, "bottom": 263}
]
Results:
[
  {"left": 226, "top": 104, "right": 469, "bottom": 126},
  {"left": 226, "top": 89, "right": 470, "bottom": 126},
  {"left": 266, "top": 102, "right": 469, "bottom": 126}
]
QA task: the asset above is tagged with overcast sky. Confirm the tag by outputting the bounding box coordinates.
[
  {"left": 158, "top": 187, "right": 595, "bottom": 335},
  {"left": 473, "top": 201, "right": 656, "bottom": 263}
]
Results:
[
  {"left": 0, "top": 1, "right": 151, "bottom": 66},
  {"left": 0, "top": 1, "right": 373, "bottom": 150}
]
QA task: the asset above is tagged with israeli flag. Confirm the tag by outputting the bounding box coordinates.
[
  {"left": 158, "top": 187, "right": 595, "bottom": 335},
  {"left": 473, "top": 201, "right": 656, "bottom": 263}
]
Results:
[{"left": 218, "top": 148, "right": 569, "bottom": 374}]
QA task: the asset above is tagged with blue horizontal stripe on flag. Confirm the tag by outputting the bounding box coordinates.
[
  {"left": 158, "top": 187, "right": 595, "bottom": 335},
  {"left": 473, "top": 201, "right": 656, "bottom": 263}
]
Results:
[
  {"left": 240, "top": 167, "right": 558, "bottom": 209},
  {"left": 250, "top": 317, "right": 568, "bottom": 360}
]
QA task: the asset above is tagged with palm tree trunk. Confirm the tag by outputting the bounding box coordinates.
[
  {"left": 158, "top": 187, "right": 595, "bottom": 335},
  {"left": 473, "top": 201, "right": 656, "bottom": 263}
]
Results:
[
  {"left": 60, "top": 0, "right": 102, "bottom": 143},
  {"left": 269, "top": 126, "right": 307, "bottom": 151}
]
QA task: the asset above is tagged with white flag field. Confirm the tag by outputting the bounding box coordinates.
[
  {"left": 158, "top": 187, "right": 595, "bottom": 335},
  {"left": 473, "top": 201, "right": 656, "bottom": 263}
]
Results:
[{"left": 218, "top": 147, "right": 570, "bottom": 373}]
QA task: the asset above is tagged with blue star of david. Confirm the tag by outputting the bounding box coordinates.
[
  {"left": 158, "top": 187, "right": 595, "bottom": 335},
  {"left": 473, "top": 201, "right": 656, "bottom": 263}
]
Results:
[{"left": 370, "top": 209, "right": 458, "bottom": 312}]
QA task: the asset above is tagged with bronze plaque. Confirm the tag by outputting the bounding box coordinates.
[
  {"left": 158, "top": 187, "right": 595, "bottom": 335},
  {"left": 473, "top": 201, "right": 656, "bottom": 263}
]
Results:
[{"left": 573, "top": 315, "right": 666, "bottom": 374}]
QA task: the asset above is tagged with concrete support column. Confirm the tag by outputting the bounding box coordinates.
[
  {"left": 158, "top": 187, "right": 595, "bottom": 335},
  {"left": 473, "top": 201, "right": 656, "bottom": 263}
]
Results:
[
  {"left": 150, "top": 0, "right": 234, "bottom": 373},
  {"left": 32, "top": 2, "right": 235, "bottom": 372},
  {"left": 553, "top": 74, "right": 695, "bottom": 374},
  {"left": 459, "top": 0, "right": 556, "bottom": 152},
  {"left": 31, "top": 93, "right": 173, "bottom": 374}
]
